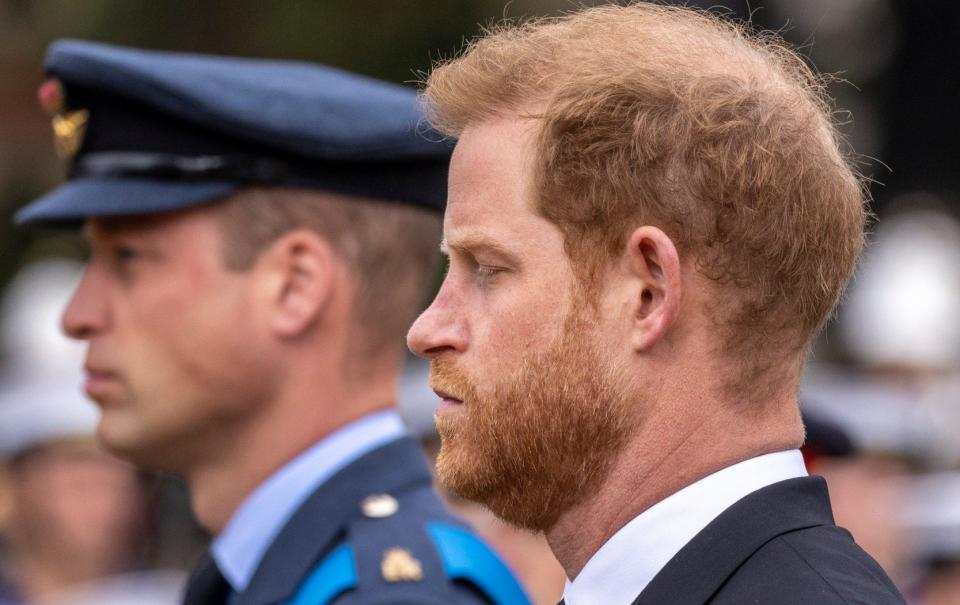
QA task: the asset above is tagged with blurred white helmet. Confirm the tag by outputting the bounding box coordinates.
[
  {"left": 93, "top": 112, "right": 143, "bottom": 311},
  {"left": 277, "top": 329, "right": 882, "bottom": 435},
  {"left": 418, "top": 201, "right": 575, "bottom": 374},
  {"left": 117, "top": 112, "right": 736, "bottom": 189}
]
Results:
[
  {"left": 841, "top": 204, "right": 960, "bottom": 370},
  {"left": 0, "top": 259, "right": 97, "bottom": 457}
]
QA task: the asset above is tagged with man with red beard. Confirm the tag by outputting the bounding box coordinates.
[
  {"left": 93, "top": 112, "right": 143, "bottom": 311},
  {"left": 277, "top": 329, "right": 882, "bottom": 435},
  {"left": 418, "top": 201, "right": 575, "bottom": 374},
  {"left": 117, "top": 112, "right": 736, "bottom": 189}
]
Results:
[{"left": 407, "top": 4, "right": 907, "bottom": 605}]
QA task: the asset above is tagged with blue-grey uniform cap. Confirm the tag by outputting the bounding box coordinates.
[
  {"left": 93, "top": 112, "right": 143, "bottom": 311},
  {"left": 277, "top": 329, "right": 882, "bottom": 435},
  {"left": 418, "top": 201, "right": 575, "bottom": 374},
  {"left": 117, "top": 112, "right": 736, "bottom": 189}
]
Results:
[{"left": 17, "top": 40, "right": 452, "bottom": 226}]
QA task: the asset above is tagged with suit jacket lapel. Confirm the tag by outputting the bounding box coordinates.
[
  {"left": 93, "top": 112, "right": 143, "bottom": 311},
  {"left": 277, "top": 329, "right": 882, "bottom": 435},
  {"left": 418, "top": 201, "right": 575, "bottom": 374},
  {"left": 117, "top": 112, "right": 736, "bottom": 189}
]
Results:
[
  {"left": 237, "top": 436, "right": 433, "bottom": 605},
  {"left": 632, "top": 476, "right": 835, "bottom": 605}
]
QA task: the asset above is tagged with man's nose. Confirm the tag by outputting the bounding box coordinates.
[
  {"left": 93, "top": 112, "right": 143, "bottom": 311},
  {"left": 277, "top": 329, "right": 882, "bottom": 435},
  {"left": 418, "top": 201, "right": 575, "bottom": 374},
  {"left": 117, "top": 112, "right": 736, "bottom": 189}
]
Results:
[
  {"left": 406, "top": 290, "right": 467, "bottom": 358},
  {"left": 62, "top": 268, "right": 108, "bottom": 340}
]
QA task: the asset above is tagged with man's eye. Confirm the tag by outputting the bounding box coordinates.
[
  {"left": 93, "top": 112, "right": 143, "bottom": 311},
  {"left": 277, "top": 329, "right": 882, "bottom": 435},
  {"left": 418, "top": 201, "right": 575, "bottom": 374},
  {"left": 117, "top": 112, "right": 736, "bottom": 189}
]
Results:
[
  {"left": 474, "top": 264, "right": 504, "bottom": 283},
  {"left": 115, "top": 246, "right": 140, "bottom": 263},
  {"left": 110, "top": 246, "right": 144, "bottom": 276}
]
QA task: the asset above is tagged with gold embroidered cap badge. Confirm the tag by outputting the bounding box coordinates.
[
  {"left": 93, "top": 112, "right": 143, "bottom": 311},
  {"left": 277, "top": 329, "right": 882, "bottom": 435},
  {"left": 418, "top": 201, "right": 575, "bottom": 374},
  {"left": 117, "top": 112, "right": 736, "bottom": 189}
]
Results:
[{"left": 38, "top": 78, "right": 88, "bottom": 159}]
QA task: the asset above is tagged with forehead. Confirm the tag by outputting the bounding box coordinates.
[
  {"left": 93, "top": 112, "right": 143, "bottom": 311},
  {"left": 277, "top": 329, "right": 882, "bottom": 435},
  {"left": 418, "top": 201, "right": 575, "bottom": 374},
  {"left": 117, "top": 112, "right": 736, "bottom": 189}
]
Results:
[
  {"left": 84, "top": 206, "right": 219, "bottom": 243},
  {"left": 445, "top": 118, "right": 560, "bottom": 252}
]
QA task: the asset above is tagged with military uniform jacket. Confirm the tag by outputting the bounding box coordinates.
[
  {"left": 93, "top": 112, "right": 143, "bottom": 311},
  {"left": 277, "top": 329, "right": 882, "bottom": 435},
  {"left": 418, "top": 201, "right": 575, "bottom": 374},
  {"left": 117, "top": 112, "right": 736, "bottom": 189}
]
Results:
[
  {"left": 183, "top": 436, "right": 528, "bottom": 605},
  {"left": 631, "top": 476, "right": 906, "bottom": 605}
]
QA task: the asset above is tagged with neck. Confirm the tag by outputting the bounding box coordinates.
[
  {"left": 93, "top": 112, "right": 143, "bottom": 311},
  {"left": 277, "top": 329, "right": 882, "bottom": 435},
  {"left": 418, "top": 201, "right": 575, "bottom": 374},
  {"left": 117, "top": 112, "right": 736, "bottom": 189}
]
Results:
[
  {"left": 184, "top": 355, "right": 400, "bottom": 534},
  {"left": 545, "top": 388, "right": 803, "bottom": 579}
]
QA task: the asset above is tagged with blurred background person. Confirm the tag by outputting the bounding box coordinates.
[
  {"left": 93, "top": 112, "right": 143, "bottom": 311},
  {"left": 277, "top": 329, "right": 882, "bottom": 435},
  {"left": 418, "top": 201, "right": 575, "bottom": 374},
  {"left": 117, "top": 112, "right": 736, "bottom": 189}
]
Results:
[
  {"left": 0, "top": 259, "right": 185, "bottom": 605},
  {"left": 899, "top": 473, "right": 960, "bottom": 605},
  {"left": 803, "top": 203, "right": 960, "bottom": 603}
]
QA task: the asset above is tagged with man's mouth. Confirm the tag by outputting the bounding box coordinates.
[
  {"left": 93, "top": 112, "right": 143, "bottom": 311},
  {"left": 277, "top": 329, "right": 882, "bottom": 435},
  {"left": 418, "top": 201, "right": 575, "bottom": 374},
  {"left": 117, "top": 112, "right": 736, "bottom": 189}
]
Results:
[
  {"left": 433, "top": 389, "right": 464, "bottom": 413},
  {"left": 83, "top": 366, "right": 119, "bottom": 400}
]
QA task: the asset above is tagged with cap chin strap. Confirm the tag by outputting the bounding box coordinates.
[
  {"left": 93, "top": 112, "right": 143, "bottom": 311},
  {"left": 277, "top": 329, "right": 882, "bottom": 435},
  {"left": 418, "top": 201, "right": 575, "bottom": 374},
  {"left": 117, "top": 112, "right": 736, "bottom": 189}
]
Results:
[{"left": 74, "top": 151, "right": 289, "bottom": 184}]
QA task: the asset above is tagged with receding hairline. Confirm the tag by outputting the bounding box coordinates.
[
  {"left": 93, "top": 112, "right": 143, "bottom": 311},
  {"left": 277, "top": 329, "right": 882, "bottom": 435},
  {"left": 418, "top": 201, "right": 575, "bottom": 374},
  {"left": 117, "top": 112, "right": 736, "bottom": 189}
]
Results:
[
  {"left": 420, "top": 5, "right": 824, "bottom": 132},
  {"left": 420, "top": 2, "right": 867, "bottom": 395}
]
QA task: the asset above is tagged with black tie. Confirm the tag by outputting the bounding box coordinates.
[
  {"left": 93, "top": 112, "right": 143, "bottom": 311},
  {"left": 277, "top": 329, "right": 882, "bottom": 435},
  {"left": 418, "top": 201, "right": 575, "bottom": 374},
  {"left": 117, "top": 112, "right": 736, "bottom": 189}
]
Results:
[{"left": 182, "top": 554, "right": 232, "bottom": 605}]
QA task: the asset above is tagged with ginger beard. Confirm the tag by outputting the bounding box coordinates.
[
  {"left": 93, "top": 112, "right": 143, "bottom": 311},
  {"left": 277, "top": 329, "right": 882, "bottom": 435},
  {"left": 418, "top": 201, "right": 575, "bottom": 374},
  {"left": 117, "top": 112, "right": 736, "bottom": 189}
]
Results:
[{"left": 430, "top": 295, "right": 632, "bottom": 532}]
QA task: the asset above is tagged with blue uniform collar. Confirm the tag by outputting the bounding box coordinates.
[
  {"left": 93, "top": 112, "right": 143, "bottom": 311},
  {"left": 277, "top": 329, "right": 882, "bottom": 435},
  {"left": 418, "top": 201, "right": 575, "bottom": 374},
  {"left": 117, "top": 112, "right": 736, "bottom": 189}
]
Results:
[{"left": 211, "top": 410, "right": 407, "bottom": 593}]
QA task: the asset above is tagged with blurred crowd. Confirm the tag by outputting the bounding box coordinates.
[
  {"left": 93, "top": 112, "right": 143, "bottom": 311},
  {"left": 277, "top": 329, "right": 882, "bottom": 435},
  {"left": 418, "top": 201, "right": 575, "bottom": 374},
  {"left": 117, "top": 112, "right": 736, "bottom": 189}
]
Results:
[
  {"left": 0, "top": 260, "right": 193, "bottom": 604},
  {"left": 1, "top": 1, "right": 958, "bottom": 605},
  {"left": 800, "top": 202, "right": 960, "bottom": 605}
]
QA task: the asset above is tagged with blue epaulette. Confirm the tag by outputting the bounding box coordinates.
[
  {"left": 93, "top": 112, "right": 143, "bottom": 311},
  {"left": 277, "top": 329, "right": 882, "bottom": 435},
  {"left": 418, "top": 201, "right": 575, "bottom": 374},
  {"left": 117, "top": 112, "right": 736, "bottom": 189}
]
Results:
[
  {"left": 284, "top": 545, "right": 355, "bottom": 605},
  {"left": 282, "top": 487, "right": 531, "bottom": 605},
  {"left": 427, "top": 521, "right": 531, "bottom": 605}
]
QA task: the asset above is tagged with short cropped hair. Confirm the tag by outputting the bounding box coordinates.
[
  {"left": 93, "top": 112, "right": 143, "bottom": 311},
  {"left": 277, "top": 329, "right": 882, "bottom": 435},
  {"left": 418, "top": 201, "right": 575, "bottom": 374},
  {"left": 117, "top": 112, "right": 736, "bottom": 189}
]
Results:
[
  {"left": 424, "top": 3, "right": 867, "bottom": 385},
  {"left": 214, "top": 188, "right": 441, "bottom": 363}
]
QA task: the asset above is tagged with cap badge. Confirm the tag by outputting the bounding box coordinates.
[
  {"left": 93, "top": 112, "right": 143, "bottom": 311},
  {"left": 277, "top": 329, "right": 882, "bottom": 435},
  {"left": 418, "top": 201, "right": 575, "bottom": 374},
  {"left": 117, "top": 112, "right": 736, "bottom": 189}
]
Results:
[
  {"left": 361, "top": 494, "right": 398, "bottom": 518},
  {"left": 381, "top": 547, "right": 423, "bottom": 582},
  {"left": 51, "top": 110, "right": 89, "bottom": 159},
  {"left": 38, "top": 79, "right": 87, "bottom": 159}
]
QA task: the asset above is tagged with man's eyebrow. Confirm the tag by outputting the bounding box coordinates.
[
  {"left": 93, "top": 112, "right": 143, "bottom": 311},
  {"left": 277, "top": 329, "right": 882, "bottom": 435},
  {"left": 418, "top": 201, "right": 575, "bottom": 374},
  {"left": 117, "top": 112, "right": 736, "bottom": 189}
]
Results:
[
  {"left": 441, "top": 234, "right": 520, "bottom": 263},
  {"left": 84, "top": 218, "right": 128, "bottom": 241}
]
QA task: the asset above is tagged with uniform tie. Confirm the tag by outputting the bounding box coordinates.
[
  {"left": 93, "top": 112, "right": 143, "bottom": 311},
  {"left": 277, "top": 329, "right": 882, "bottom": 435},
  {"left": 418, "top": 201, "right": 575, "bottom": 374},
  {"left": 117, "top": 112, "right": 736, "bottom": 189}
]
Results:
[{"left": 183, "top": 554, "right": 232, "bottom": 605}]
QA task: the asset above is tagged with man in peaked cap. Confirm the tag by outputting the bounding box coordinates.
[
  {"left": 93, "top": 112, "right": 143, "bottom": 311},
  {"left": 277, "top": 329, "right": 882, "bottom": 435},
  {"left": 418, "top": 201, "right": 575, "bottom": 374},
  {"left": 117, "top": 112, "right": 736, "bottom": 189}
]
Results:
[{"left": 16, "top": 41, "right": 529, "bottom": 605}]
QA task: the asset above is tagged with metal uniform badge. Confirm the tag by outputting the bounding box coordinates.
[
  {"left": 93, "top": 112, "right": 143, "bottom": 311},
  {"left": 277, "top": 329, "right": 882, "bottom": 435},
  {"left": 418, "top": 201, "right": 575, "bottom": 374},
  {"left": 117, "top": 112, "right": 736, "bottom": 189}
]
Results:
[
  {"left": 51, "top": 110, "right": 89, "bottom": 159},
  {"left": 38, "top": 78, "right": 88, "bottom": 159},
  {"left": 361, "top": 494, "right": 398, "bottom": 518},
  {"left": 381, "top": 547, "right": 423, "bottom": 582}
]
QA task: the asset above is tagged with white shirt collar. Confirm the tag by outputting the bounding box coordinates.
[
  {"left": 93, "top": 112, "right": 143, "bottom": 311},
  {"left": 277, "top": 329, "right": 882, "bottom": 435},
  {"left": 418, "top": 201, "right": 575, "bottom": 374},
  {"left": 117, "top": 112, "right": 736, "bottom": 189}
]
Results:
[
  {"left": 211, "top": 409, "right": 407, "bottom": 592},
  {"left": 563, "top": 449, "right": 808, "bottom": 605}
]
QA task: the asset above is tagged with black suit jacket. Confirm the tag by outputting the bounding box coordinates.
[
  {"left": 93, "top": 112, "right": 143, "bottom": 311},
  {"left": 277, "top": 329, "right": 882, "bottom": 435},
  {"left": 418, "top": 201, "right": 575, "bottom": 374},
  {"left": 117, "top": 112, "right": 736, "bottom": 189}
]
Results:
[
  {"left": 632, "top": 476, "right": 905, "bottom": 604},
  {"left": 184, "top": 436, "right": 528, "bottom": 605}
]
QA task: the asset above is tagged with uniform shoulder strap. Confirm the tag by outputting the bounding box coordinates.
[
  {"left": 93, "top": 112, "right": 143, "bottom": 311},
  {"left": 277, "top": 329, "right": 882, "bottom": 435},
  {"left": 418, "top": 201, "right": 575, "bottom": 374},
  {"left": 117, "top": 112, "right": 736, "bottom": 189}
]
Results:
[
  {"left": 426, "top": 522, "right": 531, "bottom": 605},
  {"left": 282, "top": 491, "right": 531, "bottom": 605},
  {"left": 282, "top": 544, "right": 356, "bottom": 605}
]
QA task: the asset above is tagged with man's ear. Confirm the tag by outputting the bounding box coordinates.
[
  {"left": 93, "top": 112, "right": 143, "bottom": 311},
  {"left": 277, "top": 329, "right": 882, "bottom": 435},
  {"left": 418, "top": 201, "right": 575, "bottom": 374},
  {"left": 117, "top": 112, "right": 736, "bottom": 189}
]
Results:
[
  {"left": 624, "top": 226, "right": 682, "bottom": 352},
  {"left": 256, "top": 228, "right": 339, "bottom": 338}
]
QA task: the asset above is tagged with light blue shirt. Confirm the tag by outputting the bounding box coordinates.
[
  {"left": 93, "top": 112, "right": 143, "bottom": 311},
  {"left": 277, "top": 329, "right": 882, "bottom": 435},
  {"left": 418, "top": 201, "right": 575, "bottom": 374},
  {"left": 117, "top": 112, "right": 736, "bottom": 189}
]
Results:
[{"left": 212, "top": 410, "right": 408, "bottom": 593}]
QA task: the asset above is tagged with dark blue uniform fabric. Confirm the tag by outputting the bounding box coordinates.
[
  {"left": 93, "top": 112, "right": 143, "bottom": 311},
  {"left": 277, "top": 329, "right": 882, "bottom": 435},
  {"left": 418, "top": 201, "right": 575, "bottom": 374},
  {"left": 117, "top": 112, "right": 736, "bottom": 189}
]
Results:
[
  {"left": 181, "top": 437, "right": 529, "bottom": 605},
  {"left": 632, "top": 476, "right": 906, "bottom": 605}
]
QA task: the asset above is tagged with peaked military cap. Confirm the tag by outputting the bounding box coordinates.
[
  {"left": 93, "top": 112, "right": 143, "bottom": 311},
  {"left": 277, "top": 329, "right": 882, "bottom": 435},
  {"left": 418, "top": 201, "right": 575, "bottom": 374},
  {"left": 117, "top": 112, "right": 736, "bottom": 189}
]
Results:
[{"left": 17, "top": 40, "right": 451, "bottom": 226}]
